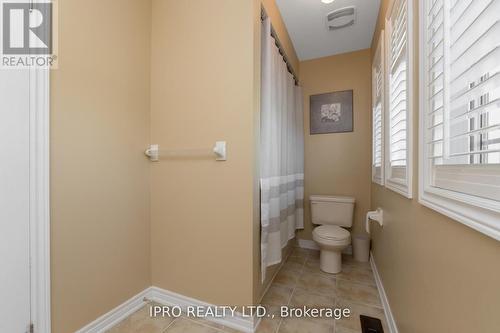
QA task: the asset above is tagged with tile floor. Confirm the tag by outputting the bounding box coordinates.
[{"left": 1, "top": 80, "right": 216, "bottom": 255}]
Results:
[{"left": 106, "top": 247, "right": 388, "bottom": 333}]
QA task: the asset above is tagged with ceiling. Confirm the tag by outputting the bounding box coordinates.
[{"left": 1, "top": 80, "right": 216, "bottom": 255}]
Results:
[{"left": 275, "top": 0, "right": 381, "bottom": 61}]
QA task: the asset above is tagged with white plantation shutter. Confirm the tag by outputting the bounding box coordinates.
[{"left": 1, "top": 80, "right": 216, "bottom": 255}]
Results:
[
  {"left": 372, "top": 32, "right": 385, "bottom": 185},
  {"left": 420, "top": 0, "right": 500, "bottom": 241},
  {"left": 449, "top": 0, "right": 500, "bottom": 167},
  {"left": 386, "top": 0, "right": 413, "bottom": 197}
]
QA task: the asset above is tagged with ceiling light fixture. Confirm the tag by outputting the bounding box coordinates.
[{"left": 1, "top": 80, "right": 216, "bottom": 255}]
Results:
[{"left": 321, "top": 0, "right": 335, "bottom": 4}]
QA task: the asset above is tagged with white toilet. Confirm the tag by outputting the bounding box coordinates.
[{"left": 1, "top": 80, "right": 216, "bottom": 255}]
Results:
[{"left": 310, "top": 195, "right": 355, "bottom": 274}]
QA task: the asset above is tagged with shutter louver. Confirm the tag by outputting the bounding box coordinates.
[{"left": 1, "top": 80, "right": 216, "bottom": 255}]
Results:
[
  {"left": 372, "top": 32, "right": 385, "bottom": 185},
  {"left": 425, "top": 0, "right": 446, "bottom": 165},
  {"left": 386, "top": 0, "right": 412, "bottom": 197},
  {"left": 448, "top": 0, "right": 500, "bottom": 165}
]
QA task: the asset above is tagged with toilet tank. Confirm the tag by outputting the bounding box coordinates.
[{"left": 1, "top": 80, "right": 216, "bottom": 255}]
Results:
[{"left": 310, "top": 195, "right": 355, "bottom": 227}]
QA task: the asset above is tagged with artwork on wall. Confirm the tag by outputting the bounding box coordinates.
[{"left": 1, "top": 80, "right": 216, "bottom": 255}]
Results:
[{"left": 310, "top": 90, "right": 353, "bottom": 134}]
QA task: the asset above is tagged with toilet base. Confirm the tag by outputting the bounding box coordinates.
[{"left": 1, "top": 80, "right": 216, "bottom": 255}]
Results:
[{"left": 320, "top": 249, "right": 342, "bottom": 274}]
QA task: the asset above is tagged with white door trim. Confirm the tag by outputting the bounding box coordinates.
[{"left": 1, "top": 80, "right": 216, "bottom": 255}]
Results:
[{"left": 29, "top": 64, "right": 51, "bottom": 332}]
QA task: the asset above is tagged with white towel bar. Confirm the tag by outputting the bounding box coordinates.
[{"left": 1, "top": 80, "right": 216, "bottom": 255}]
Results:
[{"left": 144, "top": 141, "right": 227, "bottom": 162}]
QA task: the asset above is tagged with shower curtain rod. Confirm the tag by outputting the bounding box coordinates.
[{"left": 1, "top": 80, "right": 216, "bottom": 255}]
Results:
[{"left": 261, "top": 8, "right": 299, "bottom": 85}]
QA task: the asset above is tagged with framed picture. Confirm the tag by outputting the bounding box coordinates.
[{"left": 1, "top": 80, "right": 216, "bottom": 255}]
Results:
[{"left": 310, "top": 90, "right": 353, "bottom": 134}]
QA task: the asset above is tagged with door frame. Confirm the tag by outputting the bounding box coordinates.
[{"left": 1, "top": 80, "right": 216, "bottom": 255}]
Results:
[{"left": 29, "top": 64, "right": 51, "bottom": 332}]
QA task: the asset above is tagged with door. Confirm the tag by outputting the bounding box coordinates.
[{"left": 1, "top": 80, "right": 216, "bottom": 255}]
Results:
[{"left": 0, "top": 69, "right": 32, "bottom": 332}]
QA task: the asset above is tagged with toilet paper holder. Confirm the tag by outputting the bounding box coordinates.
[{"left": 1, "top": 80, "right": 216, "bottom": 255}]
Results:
[{"left": 366, "top": 208, "right": 384, "bottom": 234}]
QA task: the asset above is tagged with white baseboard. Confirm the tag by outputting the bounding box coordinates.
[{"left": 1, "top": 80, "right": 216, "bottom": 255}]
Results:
[
  {"left": 149, "top": 286, "right": 257, "bottom": 333},
  {"left": 370, "top": 252, "right": 399, "bottom": 333},
  {"left": 76, "top": 286, "right": 258, "bottom": 333},
  {"left": 297, "top": 238, "right": 353, "bottom": 255},
  {"left": 75, "top": 288, "right": 151, "bottom": 333}
]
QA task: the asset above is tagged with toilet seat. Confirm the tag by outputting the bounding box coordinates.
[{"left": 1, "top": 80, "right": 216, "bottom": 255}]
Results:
[{"left": 313, "top": 225, "right": 350, "bottom": 241}]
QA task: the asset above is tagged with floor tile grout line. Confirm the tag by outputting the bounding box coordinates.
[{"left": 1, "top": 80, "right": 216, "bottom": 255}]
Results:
[
  {"left": 338, "top": 298, "right": 384, "bottom": 310},
  {"left": 161, "top": 316, "right": 178, "bottom": 333},
  {"left": 335, "top": 277, "right": 377, "bottom": 287},
  {"left": 273, "top": 249, "right": 305, "bottom": 333},
  {"left": 275, "top": 251, "right": 382, "bottom": 332},
  {"left": 181, "top": 316, "right": 231, "bottom": 333},
  {"left": 273, "top": 318, "right": 283, "bottom": 333},
  {"left": 274, "top": 252, "right": 384, "bottom": 332},
  {"left": 159, "top": 309, "right": 240, "bottom": 333},
  {"left": 304, "top": 257, "right": 377, "bottom": 288}
]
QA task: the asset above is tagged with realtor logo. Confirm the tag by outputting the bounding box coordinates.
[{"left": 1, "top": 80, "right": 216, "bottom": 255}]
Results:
[{"left": 1, "top": 0, "right": 57, "bottom": 68}]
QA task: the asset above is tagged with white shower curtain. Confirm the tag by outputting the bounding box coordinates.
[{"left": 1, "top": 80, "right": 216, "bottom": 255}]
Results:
[{"left": 260, "top": 18, "right": 304, "bottom": 281}]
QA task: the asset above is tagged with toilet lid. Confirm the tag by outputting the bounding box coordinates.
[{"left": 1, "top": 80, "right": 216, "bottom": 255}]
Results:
[{"left": 314, "top": 225, "right": 350, "bottom": 240}]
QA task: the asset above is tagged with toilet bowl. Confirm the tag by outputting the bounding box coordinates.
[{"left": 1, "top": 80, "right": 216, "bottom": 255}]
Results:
[
  {"left": 310, "top": 195, "right": 355, "bottom": 274},
  {"left": 312, "top": 225, "right": 351, "bottom": 273}
]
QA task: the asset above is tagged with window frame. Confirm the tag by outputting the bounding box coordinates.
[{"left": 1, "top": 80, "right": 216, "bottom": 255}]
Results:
[
  {"left": 418, "top": 0, "right": 500, "bottom": 241},
  {"left": 372, "top": 31, "right": 385, "bottom": 186},
  {"left": 384, "top": 0, "right": 414, "bottom": 198}
]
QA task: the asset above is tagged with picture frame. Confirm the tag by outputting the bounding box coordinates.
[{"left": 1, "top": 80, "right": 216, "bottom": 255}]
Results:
[{"left": 310, "top": 90, "right": 354, "bottom": 134}]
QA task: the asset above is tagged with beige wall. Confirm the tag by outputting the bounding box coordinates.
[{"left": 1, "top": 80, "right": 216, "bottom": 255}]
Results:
[
  {"left": 150, "top": 0, "right": 257, "bottom": 307},
  {"left": 50, "top": 0, "right": 152, "bottom": 332},
  {"left": 298, "top": 50, "right": 372, "bottom": 241},
  {"left": 50, "top": 2, "right": 298, "bottom": 328},
  {"left": 370, "top": 1, "right": 500, "bottom": 332}
]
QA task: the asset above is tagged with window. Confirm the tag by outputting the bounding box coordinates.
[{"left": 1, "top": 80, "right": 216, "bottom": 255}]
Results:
[
  {"left": 372, "top": 32, "right": 385, "bottom": 185},
  {"left": 385, "top": 0, "right": 414, "bottom": 197},
  {"left": 420, "top": 0, "right": 500, "bottom": 240}
]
